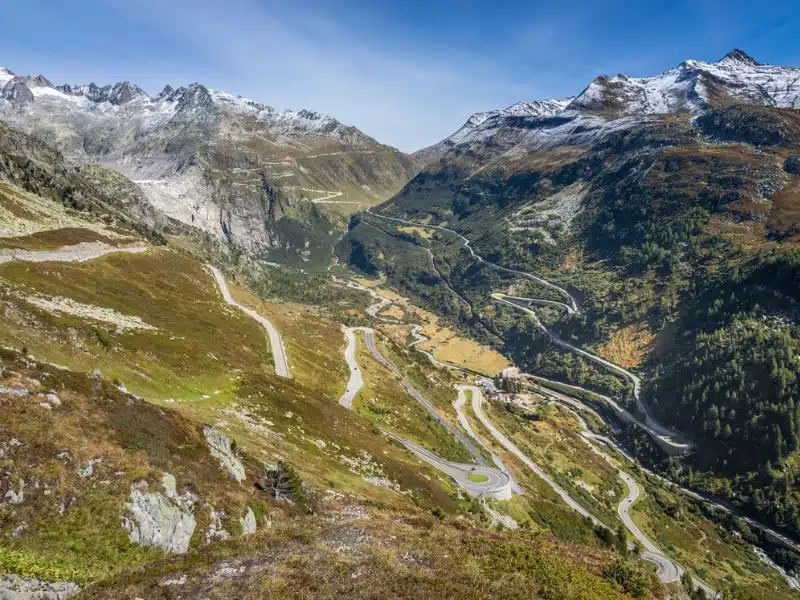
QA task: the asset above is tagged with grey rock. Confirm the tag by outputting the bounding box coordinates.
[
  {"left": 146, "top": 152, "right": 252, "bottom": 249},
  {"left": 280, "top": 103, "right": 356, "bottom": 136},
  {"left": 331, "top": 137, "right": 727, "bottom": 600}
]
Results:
[
  {"left": 205, "top": 507, "right": 231, "bottom": 543},
  {"left": 0, "top": 574, "right": 79, "bottom": 600},
  {"left": 203, "top": 426, "right": 245, "bottom": 483},
  {"left": 785, "top": 154, "right": 800, "bottom": 175},
  {"left": 121, "top": 474, "right": 196, "bottom": 553},
  {"left": 241, "top": 507, "right": 257, "bottom": 536},
  {"left": 5, "top": 480, "right": 24, "bottom": 505},
  {"left": 1, "top": 80, "right": 33, "bottom": 106},
  {"left": 77, "top": 458, "right": 102, "bottom": 478}
]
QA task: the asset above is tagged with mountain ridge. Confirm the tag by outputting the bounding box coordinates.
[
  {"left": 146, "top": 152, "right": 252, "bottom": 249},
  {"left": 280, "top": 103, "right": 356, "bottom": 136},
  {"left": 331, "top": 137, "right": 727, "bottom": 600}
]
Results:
[
  {"left": 415, "top": 49, "right": 800, "bottom": 164},
  {"left": 0, "top": 65, "right": 421, "bottom": 264},
  {"left": 0, "top": 66, "right": 386, "bottom": 148}
]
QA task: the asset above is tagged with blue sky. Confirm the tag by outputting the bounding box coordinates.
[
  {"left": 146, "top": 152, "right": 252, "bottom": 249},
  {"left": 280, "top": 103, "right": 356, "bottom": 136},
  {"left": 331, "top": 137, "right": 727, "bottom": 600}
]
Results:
[{"left": 2, "top": 0, "right": 800, "bottom": 151}]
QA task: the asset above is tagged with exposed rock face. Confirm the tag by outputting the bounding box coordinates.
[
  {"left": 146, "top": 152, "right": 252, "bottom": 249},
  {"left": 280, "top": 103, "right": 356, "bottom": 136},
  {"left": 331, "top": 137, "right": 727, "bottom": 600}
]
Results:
[
  {"left": 120, "top": 474, "right": 196, "bottom": 554},
  {"left": 1, "top": 79, "right": 34, "bottom": 106},
  {"left": 0, "top": 574, "right": 80, "bottom": 600},
  {"left": 241, "top": 507, "right": 257, "bottom": 536},
  {"left": 205, "top": 507, "right": 231, "bottom": 542},
  {"left": 0, "top": 67, "right": 421, "bottom": 264},
  {"left": 203, "top": 425, "right": 246, "bottom": 483}
]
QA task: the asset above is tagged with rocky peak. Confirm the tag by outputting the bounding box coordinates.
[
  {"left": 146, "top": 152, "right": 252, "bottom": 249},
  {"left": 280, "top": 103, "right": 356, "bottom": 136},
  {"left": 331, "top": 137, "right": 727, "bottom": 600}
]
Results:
[
  {"left": 717, "top": 49, "right": 759, "bottom": 66},
  {"left": 177, "top": 83, "right": 213, "bottom": 111},
  {"left": 85, "top": 83, "right": 106, "bottom": 102},
  {"left": 297, "top": 108, "right": 323, "bottom": 121},
  {"left": 1, "top": 78, "right": 34, "bottom": 105},
  {"left": 17, "top": 74, "right": 53, "bottom": 88},
  {"left": 107, "top": 81, "right": 149, "bottom": 105},
  {"left": 157, "top": 84, "right": 175, "bottom": 101}
]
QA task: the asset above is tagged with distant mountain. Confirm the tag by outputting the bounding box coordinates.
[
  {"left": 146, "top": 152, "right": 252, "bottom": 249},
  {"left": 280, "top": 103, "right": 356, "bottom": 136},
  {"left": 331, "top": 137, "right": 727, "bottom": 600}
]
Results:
[
  {"left": 0, "top": 67, "right": 421, "bottom": 264},
  {"left": 415, "top": 49, "right": 800, "bottom": 165},
  {"left": 348, "top": 50, "right": 800, "bottom": 541}
]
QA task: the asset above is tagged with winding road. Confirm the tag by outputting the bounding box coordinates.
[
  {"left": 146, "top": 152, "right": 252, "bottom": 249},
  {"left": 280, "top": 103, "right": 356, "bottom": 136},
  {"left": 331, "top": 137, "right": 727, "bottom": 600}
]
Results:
[
  {"left": 336, "top": 325, "right": 511, "bottom": 499},
  {"left": 467, "top": 384, "right": 695, "bottom": 586},
  {"left": 363, "top": 209, "right": 689, "bottom": 452},
  {"left": 453, "top": 386, "right": 522, "bottom": 494},
  {"left": 336, "top": 250, "right": 798, "bottom": 590},
  {"left": 209, "top": 265, "right": 291, "bottom": 378}
]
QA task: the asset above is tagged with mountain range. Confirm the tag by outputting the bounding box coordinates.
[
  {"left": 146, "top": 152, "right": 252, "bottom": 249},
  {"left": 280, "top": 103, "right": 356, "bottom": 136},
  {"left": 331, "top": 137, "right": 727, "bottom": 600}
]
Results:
[
  {"left": 0, "top": 66, "right": 420, "bottom": 264},
  {"left": 2, "top": 48, "right": 800, "bottom": 600},
  {"left": 347, "top": 49, "right": 800, "bottom": 561},
  {"left": 416, "top": 49, "right": 800, "bottom": 166}
]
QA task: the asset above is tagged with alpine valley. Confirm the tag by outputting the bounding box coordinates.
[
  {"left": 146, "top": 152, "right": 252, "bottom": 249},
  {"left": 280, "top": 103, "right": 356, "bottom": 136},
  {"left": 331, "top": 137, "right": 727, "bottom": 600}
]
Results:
[
  {"left": 0, "top": 66, "right": 421, "bottom": 266},
  {"left": 0, "top": 49, "right": 799, "bottom": 600}
]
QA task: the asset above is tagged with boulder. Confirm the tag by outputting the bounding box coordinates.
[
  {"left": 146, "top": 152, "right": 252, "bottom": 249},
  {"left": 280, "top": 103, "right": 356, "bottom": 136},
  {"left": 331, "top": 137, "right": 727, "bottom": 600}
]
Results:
[
  {"left": 121, "top": 474, "right": 196, "bottom": 554},
  {"left": 203, "top": 426, "right": 245, "bottom": 482}
]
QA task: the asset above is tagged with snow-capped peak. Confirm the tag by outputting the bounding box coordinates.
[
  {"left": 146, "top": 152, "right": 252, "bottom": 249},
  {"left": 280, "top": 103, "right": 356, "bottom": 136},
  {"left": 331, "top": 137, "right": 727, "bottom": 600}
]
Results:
[
  {"left": 416, "top": 49, "right": 800, "bottom": 161},
  {"left": 566, "top": 48, "right": 800, "bottom": 116},
  {"left": 0, "top": 67, "right": 16, "bottom": 87},
  {"left": 0, "top": 66, "right": 382, "bottom": 151},
  {"left": 717, "top": 49, "right": 759, "bottom": 66},
  {"left": 447, "top": 98, "right": 573, "bottom": 144}
]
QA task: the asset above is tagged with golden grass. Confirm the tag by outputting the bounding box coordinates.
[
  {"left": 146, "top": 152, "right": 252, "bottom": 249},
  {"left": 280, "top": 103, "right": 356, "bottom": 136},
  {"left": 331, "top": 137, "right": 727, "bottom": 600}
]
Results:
[
  {"left": 397, "top": 225, "right": 434, "bottom": 239},
  {"left": 354, "top": 280, "right": 510, "bottom": 376},
  {"left": 595, "top": 325, "right": 655, "bottom": 369}
]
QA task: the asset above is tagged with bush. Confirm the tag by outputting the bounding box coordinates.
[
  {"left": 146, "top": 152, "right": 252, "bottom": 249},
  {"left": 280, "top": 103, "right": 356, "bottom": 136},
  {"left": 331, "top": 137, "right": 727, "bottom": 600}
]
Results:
[{"left": 602, "top": 559, "right": 651, "bottom": 598}]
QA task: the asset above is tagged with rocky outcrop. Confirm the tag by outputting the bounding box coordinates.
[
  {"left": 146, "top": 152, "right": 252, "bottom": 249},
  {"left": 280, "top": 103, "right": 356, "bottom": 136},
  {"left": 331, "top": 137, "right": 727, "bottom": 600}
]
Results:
[
  {"left": 241, "top": 507, "right": 257, "bottom": 536},
  {"left": 203, "top": 426, "right": 246, "bottom": 483},
  {"left": 205, "top": 507, "right": 231, "bottom": 542},
  {"left": 785, "top": 154, "right": 800, "bottom": 175},
  {"left": 0, "top": 574, "right": 79, "bottom": 600},
  {"left": 120, "top": 474, "right": 196, "bottom": 554},
  {"left": 1, "top": 79, "right": 34, "bottom": 106}
]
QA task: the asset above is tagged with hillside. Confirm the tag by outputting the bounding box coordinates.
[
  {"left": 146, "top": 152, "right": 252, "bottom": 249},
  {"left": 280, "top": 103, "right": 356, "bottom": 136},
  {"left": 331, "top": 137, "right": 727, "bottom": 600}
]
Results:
[
  {"left": 2, "top": 49, "right": 800, "bottom": 600},
  {"left": 0, "top": 161, "right": 703, "bottom": 599},
  {"left": 344, "top": 50, "right": 800, "bottom": 553},
  {"left": 0, "top": 66, "right": 421, "bottom": 266},
  {"left": 11, "top": 130, "right": 800, "bottom": 598}
]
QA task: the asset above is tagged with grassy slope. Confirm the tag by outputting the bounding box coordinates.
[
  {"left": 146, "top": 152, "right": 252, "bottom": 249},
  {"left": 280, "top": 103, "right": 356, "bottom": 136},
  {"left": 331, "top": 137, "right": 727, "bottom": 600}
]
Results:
[
  {"left": 474, "top": 394, "right": 798, "bottom": 599},
  {"left": 0, "top": 248, "right": 461, "bottom": 512}
]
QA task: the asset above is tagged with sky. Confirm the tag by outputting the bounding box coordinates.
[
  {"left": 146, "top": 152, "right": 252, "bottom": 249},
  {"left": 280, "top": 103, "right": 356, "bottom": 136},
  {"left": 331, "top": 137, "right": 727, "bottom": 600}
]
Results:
[{"left": 1, "top": 0, "right": 800, "bottom": 152}]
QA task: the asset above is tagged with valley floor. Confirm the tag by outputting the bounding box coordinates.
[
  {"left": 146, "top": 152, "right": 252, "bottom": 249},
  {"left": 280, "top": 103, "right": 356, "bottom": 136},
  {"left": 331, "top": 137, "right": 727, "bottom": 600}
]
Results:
[{"left": 0, "top": 178, "right": 797, "bottom": 599}]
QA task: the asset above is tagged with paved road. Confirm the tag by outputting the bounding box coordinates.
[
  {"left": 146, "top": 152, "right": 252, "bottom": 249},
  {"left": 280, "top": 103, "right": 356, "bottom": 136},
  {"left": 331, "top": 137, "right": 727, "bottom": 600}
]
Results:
[
  {"left": 364, "top": 209, "right": 685, "bottom": 444},
  {"left": 492, "top": 293, "right": 691, "bottom": 452},
  {"left": 383, "top": 432, "right": 511, "bottom": 499},
  {"left": 359, "top": 328, "right": 489, "bottom": 467},
  {"left": 471, "top": 386, "right": 688, "bottom": 584},
  {"left": 551, "top": 397, "right": 715, "bottom": 594},
  {"left": 208, "top": 265, "right": 291, "bottom": 379},
  {"left": 339, "top": 270, "right": 800, "bottom": 565},
  {"left": 365, "top": 208, "right": 577, "bottom": 312},
  {"left": 339, "top": 326, "right": 370, "bottom": 408},
  {"left": 454, "top": 386, "right": 523, "bottom": 494},
  {"left": 336, "top": 326, "right": 510, "bottom": 498},
  {"left": 469, "top": 386, "right": 602, "bottom": 523}
]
